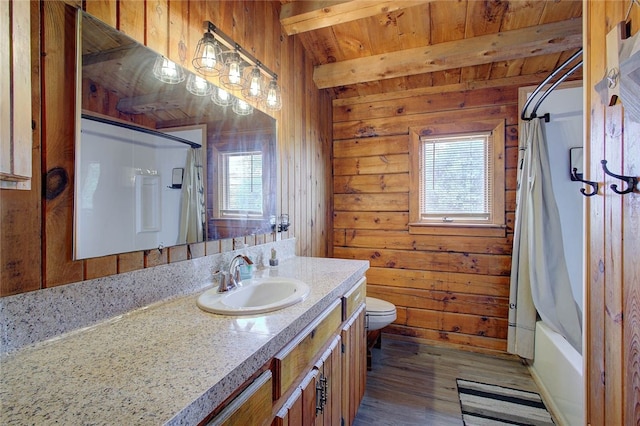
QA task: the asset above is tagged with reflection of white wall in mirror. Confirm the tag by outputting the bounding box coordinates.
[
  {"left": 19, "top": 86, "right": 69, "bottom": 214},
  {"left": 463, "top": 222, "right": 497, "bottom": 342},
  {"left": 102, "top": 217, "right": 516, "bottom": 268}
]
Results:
[
  {"left": 570, "top": 147, "right": 583, "bottom": 177},
  {"left": 135, "top": 174, "right": 161, "bottom": 233},
  {"left": 75, "top": 118, "right": 197, "bottom": 259}
]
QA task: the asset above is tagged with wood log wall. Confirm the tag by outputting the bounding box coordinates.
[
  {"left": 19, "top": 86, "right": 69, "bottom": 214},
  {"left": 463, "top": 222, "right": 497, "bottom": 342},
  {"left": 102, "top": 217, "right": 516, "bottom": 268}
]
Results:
[
  {"left": 331, "top": 85, "right": 523, "bottom": 353},
  {"left": 0, "top": 0, "right": 332, "bottom": 296}
]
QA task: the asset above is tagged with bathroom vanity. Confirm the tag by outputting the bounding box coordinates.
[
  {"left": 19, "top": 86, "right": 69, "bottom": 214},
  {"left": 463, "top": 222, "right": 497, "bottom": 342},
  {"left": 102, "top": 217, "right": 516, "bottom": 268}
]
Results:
[{"left": 0, "top": 256, "right": 368, "bottom": 425}]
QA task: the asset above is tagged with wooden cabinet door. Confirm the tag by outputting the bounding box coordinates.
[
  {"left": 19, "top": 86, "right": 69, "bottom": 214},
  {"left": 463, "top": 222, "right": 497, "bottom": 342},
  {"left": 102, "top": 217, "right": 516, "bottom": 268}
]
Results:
[
  {"left": 300, "top": 368, "right": 319, "bottom": 426},
  {"left": 273, "top": 300, "right": 342, "bottom": 399},
  {"left": 273, "top": 387, "right": 303, "bottom": 426},
  {"left": 341, "top": 304, "right": 366, "bottom": 426},
  {"left": 207, "top": 371, "right": 273, "bottom": 426},
  {"left": 313, "top": 335, "right": 342, "bottom": 426},
  {"left": 273, "top": 368, "right": 317, "bottom": 426}
]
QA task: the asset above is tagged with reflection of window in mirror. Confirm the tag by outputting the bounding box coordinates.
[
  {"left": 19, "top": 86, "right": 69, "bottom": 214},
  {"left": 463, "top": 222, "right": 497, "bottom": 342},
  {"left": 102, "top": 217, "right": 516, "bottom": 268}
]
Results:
[{"left": 218, "top": 151, "right": 263, "bottom": 218}]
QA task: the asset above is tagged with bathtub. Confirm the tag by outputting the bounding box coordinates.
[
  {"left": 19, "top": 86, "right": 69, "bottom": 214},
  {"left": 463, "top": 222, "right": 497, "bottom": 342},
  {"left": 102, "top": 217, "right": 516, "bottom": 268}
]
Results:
[{"left": 530, "top": 321, "right": 584, "bottom": 426}]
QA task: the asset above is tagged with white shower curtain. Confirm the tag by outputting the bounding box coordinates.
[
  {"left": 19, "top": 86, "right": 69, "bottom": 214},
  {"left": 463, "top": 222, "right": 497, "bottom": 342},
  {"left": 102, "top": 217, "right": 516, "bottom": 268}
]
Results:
[
  {"left": 178, "top": 148, "right": 205, "bottom": 244},
  {"left": 508, "top": 118, "right": 582, "bottom": 359}
]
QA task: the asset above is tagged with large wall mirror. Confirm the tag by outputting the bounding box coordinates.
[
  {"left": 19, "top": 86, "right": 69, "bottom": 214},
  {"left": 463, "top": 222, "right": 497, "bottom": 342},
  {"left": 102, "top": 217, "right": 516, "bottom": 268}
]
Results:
[{"left": 75, "top": 10, "right": 276, "bottom": 259}]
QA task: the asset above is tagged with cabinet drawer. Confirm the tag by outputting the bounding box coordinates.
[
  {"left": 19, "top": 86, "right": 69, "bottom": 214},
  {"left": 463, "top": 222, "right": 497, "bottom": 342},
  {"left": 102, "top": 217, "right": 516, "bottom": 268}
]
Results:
[
  {"left": 208, "top": 370, "right": 273, "bottom": 426},
  {"left": 342, "top": 277, "right": 366, "bottom": 321},
  {"left": 273, "top": 300, "right": 342, "bottom": 399}
]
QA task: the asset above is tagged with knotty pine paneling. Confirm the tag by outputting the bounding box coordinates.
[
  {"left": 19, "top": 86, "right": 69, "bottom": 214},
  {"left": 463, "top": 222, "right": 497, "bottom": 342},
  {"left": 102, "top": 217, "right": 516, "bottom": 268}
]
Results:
[
  {"left": 42, "top": 1, "right": 84, "bottom": 288},
  {"left": 367, "top": 267, "right": 510, "bottom": 297},
  {"left": 584, "top": 2, "right": 640, "bottom": 424},
  {"left": 333, "top": 105, "right": 519, "bottom": 140},
  {"left": 333, "top": 211, "right": 410, "bottom": 230},
  {"left": 332, "top": 87, "right": 518, "bottom": 123},
  {"left": 334, "top": 247, "right": 511, "bottom": 276},
  {"left": 333, "top": 135, "right": 409, "bottom": 158},
  {"left": 333, "top": 174, "right": 411, "bottom": 194},
  {"left": 0, "top": 1, "right": 42, "bottom": 295},
  {"left": 344, "top": 230, "right": 512, "bottom": 254},
  {"left": 1, "top": 0, "right": 331, "bottom": 295},
  {"left": 332, "top": 85, "right": 520, "bottom": 353}
]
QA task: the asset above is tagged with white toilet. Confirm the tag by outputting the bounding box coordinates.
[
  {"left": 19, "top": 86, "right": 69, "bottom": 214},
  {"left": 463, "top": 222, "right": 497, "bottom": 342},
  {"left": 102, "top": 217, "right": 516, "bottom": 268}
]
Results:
[
  {"left": 365, "top": 297, "right": 397, "bottom": 370},
  {"left": 365, "top": 296, "right": 397, "bottom": 331}
]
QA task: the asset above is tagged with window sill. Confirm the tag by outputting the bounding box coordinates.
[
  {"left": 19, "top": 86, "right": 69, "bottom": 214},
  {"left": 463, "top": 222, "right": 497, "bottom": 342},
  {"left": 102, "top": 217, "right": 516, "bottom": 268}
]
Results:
[{"left": 408, "top": 222, "right": 507, "bottom": 237}]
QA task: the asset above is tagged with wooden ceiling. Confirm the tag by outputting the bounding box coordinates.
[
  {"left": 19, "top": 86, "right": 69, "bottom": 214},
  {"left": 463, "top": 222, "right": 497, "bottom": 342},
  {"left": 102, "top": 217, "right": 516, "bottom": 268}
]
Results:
[{"left": 280, "top": 0, "right": 583, "bottom": 99}]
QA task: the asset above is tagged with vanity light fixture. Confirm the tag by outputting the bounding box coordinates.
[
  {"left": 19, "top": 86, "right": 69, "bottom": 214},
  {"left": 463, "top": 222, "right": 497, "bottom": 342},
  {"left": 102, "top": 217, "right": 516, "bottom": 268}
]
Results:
[
  {"left": 153, "top": 56, "right": 186, "bottom": 84},
  {"left": 264, "top": 78, "right": 282, "bottom": 111},
  {"left": 232, "top": 98, "right": 254, "bottom": 116},
  {"left": 220, "top": 49, "right": 245, "bottom": 90},
  {"left": 192, "top": 29, "right": 223, "bottom": 76},
  {"left": 212, "top": 86, "right": 233, "bottom": 107},
  {"left": 186, "top": 74, "right": 213, "bottom": 96},
  {"left": 242, "top": 64, "right": 264, "bottom": 101},
  {"left": 193, "top": 21, "right": 282, "bottom": 110}
]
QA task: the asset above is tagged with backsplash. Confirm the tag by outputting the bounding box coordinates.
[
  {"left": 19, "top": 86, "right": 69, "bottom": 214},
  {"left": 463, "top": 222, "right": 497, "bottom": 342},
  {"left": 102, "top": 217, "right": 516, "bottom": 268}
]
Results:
[{"left": 0, "top": 239, "right": 296, "bottom": 355}]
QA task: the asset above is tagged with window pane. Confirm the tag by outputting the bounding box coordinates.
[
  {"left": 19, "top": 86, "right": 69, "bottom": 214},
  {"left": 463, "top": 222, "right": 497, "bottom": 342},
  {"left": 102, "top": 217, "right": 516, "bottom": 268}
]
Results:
[
  {"left": 219, "top": 151, "right": 263, "bottom": 215},
  {"left": 419, "top": 134, "right": 491, "bottom": 222}
]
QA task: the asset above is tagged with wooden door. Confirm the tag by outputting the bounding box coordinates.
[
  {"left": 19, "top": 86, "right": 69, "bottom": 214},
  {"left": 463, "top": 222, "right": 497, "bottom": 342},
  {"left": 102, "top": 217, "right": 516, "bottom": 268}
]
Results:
[{"left": 585, "top": 2, "right": 640, "bottom": 425}]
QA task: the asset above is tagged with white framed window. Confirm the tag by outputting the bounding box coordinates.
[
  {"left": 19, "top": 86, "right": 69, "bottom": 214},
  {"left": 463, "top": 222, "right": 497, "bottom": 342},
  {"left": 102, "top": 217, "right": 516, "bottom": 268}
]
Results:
[
  {"left": 218, "top": 151, "right": 263, "bottom": 217},
  {"left": 409, "top": 120, "right": 505, "bottom": 237},
  {"left": 419, "top": 132, "right": 493, "bottom": 223}
]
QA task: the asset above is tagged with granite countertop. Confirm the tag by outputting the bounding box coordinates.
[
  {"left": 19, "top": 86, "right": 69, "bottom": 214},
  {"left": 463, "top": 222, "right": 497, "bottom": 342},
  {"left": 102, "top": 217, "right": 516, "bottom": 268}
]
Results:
[{"left": 0, "top": 257, "right": 369, "bottom": 425}]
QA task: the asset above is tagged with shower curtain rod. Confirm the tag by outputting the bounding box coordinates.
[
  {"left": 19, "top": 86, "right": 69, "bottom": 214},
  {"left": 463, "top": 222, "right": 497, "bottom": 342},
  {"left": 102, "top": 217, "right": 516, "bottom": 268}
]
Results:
[{"left": 521, "top": 49, "right": 583, "bottom": 122}]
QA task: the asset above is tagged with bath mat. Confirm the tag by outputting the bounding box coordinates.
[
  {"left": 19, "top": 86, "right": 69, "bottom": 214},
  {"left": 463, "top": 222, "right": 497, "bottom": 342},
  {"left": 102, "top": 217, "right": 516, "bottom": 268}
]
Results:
[{"left": 456, "top": 379, "right": 555, "bottom": 425}]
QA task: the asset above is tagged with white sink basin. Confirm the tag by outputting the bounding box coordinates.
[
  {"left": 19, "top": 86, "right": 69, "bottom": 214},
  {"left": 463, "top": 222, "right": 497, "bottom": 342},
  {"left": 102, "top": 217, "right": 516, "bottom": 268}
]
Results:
[{"left": 197, "top": 277, "right": 310, "bottom": 315}]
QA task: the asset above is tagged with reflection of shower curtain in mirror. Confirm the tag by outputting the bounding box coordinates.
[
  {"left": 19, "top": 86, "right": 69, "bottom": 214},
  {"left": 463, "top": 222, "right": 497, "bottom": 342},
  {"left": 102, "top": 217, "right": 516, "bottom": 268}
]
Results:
[
  {"left": 508, "top": 118, "right": 582, "bottom": 359},
  {"left": 178, "top": 148, "right": 205, "bottom": 244}
]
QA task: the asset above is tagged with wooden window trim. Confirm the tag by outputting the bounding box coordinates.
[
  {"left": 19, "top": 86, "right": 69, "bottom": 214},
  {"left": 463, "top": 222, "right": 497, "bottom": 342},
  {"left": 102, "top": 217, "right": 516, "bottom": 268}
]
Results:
[{"left": 408, "top": 120, "right": 506, "bottom": 237}]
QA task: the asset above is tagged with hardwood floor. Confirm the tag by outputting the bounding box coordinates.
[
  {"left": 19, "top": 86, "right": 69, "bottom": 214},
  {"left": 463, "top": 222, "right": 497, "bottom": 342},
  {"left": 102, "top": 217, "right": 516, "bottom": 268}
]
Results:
[{"left": 354, "top": 335, "right": 541, "bottom": 425}]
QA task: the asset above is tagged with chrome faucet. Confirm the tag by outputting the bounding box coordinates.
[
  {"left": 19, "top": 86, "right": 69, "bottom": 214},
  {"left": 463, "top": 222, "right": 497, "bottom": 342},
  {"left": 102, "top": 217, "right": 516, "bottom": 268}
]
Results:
[
  {"left": 220, "top": 254, "right": 252, "bottom": 291},
  {"left": 228, "top": 255, "right": 244, "bottom": 289}
]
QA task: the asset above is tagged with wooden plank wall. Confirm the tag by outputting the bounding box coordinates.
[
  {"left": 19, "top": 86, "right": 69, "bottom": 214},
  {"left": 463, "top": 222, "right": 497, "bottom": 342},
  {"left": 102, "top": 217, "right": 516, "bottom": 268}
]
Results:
[
  {"left": 584, "top": 2, "right": 640, "bottom": 424},
  {"left": 0, "top": 0, "right": 332, "bottom": 296},
  {"left": 331, "top": 86, "right": 521, "bottom": 353},
  {"left": 0, "top": 1, "right": 42, "bottom": 295}
]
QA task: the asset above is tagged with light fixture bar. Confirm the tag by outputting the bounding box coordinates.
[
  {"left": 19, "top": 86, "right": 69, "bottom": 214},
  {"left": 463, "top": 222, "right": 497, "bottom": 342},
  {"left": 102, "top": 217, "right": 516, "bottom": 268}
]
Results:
[{"left": 204, "top": 21, "right": 278, "bottom": 81}]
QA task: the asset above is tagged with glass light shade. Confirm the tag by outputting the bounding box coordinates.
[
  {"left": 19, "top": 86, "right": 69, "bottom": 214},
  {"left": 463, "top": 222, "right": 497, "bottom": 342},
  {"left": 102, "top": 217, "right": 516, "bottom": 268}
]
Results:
[
  {"left": 232, "top": 98, "right": 254, "bottom": 116},
  {"left": 211, "top": 86, "right": 233, "bottom": 107},
  {"left": 241, "top": 66, "right": 264, "bottom": 101},
  {"left": 264, "top": 79, "right": 282, "bottom": 111},
  {"left": 186, "top": 74, "right": 212, "bottom": 96},
  {"left": 192, "top": 32, "right": 223, "bottom": 76},
  {"left": 220, "top": 52, "right": 245, "bottom": 90},
  {"left": 152, "top": 56, "right": 186, "bottom": 84}
]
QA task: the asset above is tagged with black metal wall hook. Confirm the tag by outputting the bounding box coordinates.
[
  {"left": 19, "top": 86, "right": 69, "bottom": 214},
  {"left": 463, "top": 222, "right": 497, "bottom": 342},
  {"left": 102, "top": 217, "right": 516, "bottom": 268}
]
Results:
[
  {"left": 572, "top": 168, "right": 600, "bottom": 197},
  {"left": 601, "top": 160, "right": 638, "bottom": 195}
]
